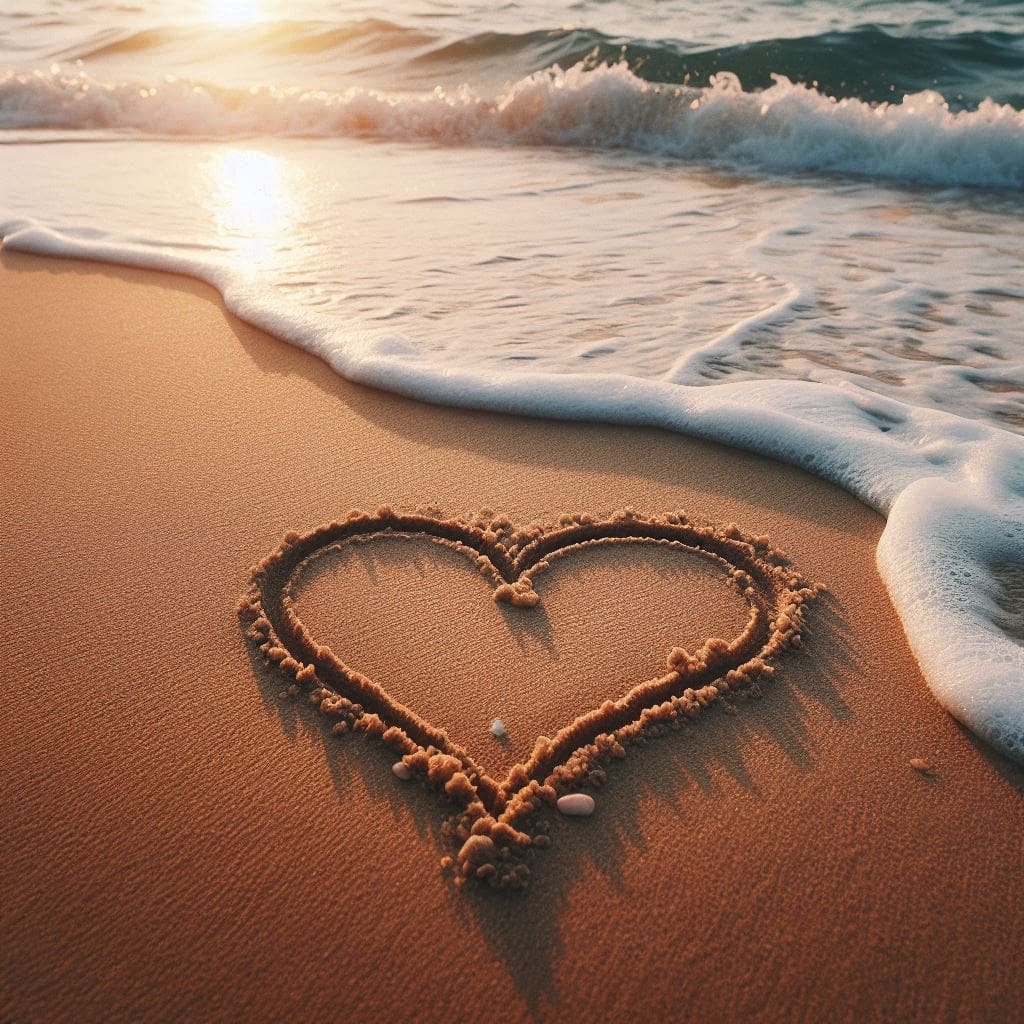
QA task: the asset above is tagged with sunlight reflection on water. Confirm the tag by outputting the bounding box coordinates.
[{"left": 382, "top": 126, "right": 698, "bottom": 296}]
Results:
[
  {"left": 204, "top": 147, "right": 302, "bottom": 268},
  {"left": 205, "top": 0, "right": 268, "bottom": 26}
]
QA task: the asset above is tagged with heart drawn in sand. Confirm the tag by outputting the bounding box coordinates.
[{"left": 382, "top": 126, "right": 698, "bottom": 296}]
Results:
[{"left": 239, "top": 508, "right": 817, "bottom": 890}]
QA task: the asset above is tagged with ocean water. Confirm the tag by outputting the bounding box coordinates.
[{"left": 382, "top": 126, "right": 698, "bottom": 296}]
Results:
[{"left": 1, "top": 0, "right": 1022, "bottom": 761}]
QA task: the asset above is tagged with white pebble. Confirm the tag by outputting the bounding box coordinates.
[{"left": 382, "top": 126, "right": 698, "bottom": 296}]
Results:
[
  {"left": 490, "top": 718, "right": 507, "bottom": 738},
  {"left": 392, "top": 761, "right": 413, "bottom": 780},
  {"left": 556, "top": 793, "right": 595, "bottom": 816}
]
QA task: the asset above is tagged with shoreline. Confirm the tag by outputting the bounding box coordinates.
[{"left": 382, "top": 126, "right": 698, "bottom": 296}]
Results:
[
  {"left": 3, "top": 250, "right": 1022, "bottom": 1022},
  {"left": 6, "top": 223, "right": 1023, "bottom": 766}
]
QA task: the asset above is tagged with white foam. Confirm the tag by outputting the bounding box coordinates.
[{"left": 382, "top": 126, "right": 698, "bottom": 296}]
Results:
[
  {"left": 5, "top": 213, "right": 1022, "bottom": 763},
  {"left": 2, "top": 62, "right": 1023, "bottom": 189}
]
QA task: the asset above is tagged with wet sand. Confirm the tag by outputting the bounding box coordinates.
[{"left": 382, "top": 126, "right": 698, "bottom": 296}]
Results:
[{"left": 2, "top": 249, "right": 1022, "bottom": 1023}]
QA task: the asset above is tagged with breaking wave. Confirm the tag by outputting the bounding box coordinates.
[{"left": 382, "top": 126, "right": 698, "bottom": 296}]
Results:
[{"left": 3, "top": 61, "right": 1023, "bottom": 189}]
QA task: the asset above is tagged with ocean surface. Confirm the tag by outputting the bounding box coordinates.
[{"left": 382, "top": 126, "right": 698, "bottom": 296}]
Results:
[{"left": 1, "top": 0, "right": 1022, "bottom": 761}]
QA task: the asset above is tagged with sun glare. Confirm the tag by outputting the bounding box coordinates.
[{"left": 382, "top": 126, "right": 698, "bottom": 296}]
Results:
[
  {"left": 205, "top": 148, "right": 301, "bottom": 267},
  {"left": 206, "top": 0, "right": 264, "bottom": 27}
]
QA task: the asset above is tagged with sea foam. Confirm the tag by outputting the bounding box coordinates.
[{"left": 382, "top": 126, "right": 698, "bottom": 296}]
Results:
[
  {"left": 4, "top": 216, "right": 1024, "bottom": 763},
  {"left": 2, "top": 62, "right": 1024, "bottom": 189}
]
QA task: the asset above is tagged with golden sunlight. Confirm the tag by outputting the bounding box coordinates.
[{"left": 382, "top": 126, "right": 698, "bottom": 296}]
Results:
[
  {"left": 206, "top": 0, "right": 265, "bottom": 26},
  {"left": 204, "top": 147, "right": 301, "bottom": 266}
]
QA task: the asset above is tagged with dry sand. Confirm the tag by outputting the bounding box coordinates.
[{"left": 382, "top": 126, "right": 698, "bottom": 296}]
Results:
[{"left": 2, "top": 249, "right": 1022, "bottom": 1023}]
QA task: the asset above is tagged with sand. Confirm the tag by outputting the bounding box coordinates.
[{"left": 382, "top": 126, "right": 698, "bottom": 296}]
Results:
[{"left": 2, "top": 249, "right": 1022, "bottom": 1023}]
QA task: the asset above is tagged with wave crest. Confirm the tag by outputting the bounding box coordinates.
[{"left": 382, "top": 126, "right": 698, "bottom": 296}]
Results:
[
  {"left": 3, "top": 61, "right": 1023, "bottom": 189},
  {"left": 43, "top": 19, "right": 1024, "bottom": 109}
]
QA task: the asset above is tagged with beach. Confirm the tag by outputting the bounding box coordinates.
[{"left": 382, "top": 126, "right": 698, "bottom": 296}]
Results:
[{"left": 3, "top": 250, "right": 1022, "bottom": 1022}]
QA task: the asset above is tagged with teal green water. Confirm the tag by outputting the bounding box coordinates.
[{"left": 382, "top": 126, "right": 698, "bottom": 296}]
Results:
[{"left": 2, "top": 0, "right": 1022, "bottom": 110}]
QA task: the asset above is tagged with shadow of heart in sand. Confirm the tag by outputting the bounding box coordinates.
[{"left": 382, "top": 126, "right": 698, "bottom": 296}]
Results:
[{"left": 239, "top": 507, "right": 818, "bottom": 891}]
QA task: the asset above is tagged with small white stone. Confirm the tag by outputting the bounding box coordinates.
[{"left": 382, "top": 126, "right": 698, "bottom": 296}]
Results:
[
  {"left": 490, "top": 718, "right": 507, "bottom": 738},
  {"left": 556, "top": 793, "right": 595, "bottom": 817},
  {"left": 392, "top": 761, "right": 413, "bottom": 780}
]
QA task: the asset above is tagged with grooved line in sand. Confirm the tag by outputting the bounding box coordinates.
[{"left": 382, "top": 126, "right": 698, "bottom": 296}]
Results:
[{"left": 239, "top": 507, "right": 819, "bottom": 890}]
